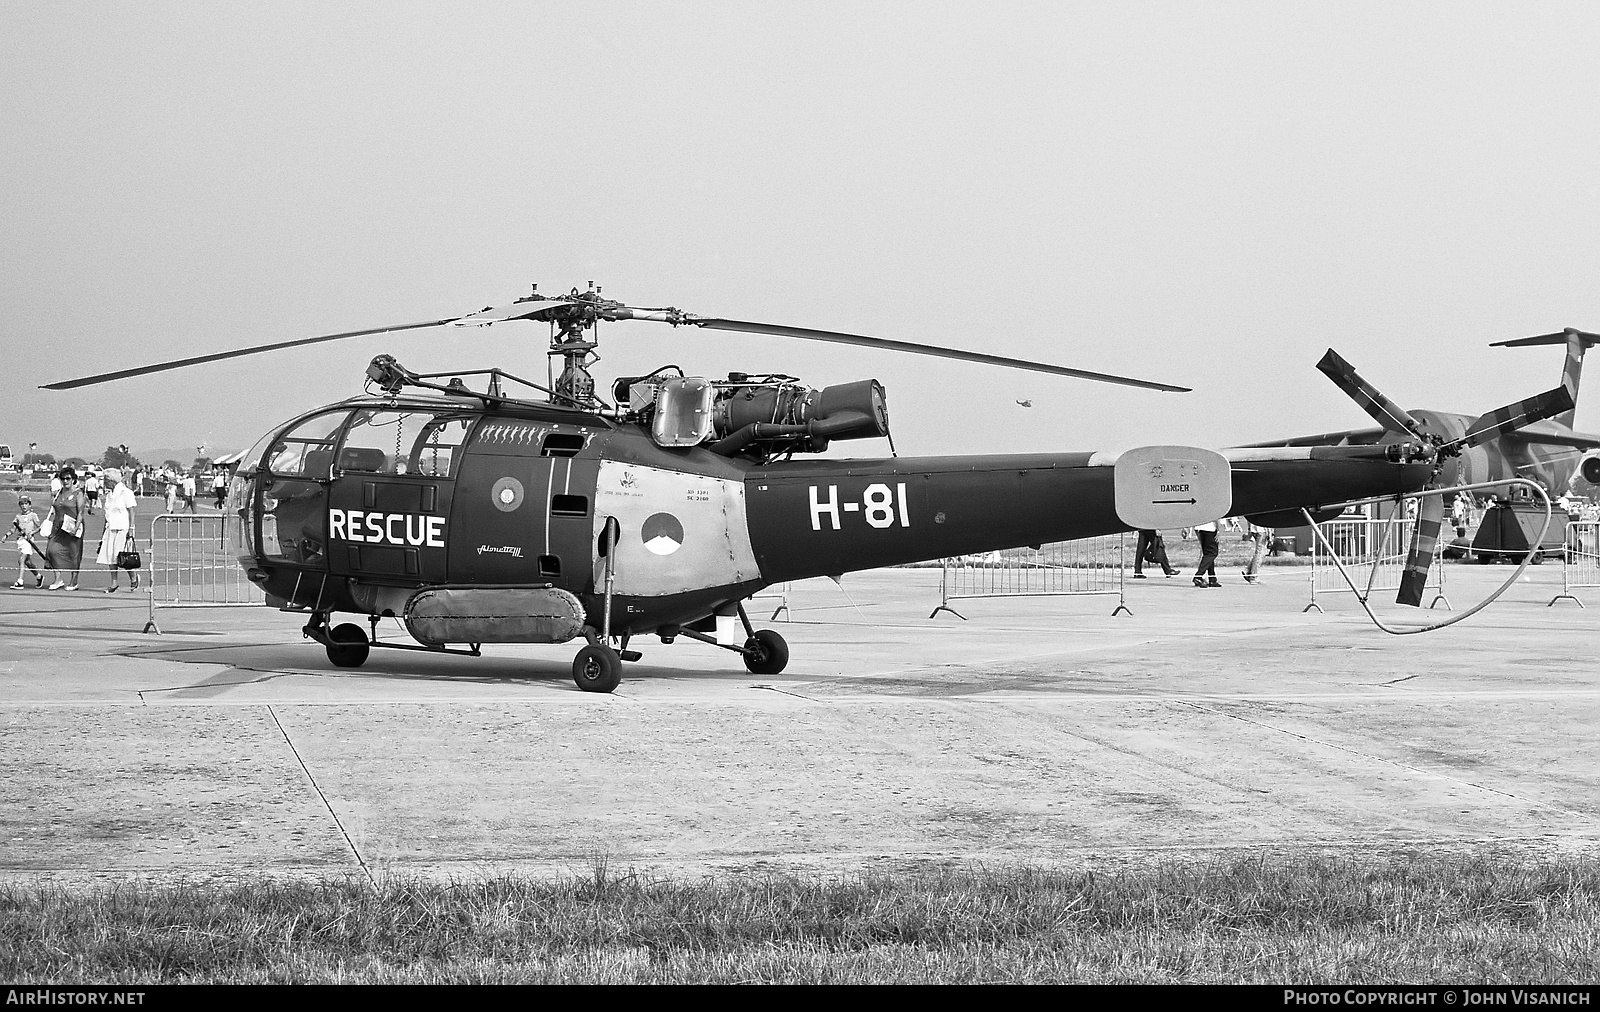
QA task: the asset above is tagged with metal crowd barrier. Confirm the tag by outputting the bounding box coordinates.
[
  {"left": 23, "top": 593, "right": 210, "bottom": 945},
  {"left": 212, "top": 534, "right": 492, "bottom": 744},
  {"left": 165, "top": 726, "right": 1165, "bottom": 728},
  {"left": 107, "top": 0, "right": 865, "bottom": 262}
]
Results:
[
  {"left": 1304, "top": 516, "right": 1447, "bottom": 613},
  {"left": 752, "top": 581, "right": 792, "bottom": 621},
  {"left": 1549, "top": 519, "right": 1599, "bottom": 608},
  {"left": 142, "top": 513, "right": 264, "bottom": 633},
  {"left": 931, "top": 533, "right": 1130, "bottom": 619}
]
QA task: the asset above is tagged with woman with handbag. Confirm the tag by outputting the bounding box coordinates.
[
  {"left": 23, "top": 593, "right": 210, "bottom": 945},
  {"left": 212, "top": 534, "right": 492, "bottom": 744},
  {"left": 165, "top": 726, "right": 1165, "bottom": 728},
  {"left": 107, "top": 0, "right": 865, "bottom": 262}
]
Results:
[
  {"left": 96, "top": 468, "right": 139, "bottom": 593},
  {"left": 45, "top": 467, "right": 87, "bottom": 590}
]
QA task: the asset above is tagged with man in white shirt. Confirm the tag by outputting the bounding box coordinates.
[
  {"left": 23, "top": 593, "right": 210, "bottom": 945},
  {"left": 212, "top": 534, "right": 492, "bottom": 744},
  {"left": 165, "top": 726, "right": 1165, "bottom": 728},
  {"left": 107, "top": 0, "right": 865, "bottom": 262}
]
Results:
[{"left": 96, "top": 469, "right": 139, "bottom": 592}]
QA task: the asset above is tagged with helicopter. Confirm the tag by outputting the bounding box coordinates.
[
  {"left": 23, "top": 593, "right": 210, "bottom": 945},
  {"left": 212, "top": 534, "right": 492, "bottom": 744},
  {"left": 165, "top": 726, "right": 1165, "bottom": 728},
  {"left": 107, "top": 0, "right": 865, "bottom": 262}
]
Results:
[
  {"left": 46, "top": 284, "right": 1483, "bottom": 693},
  {"left": 1239, "top": 331, "right": 1600, "bottom": 499},
  {"left": 1237, "top": 335, "right": 1593, "bottom": 603}
]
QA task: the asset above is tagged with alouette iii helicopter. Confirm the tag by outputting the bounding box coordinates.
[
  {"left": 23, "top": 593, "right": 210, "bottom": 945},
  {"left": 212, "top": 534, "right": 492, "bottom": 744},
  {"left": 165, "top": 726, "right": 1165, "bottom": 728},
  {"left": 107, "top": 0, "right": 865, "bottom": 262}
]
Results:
[{"left": 47, "top": 284, "right": 1509, "bottom": 692}]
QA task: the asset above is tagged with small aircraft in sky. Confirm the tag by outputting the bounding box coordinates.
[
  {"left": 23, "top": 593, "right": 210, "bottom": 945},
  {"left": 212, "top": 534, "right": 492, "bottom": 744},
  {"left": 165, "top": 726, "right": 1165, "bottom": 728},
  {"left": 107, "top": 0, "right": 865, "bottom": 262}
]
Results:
[{"left": 1015, "top": 399, "right": 1033, "bottom": 408}]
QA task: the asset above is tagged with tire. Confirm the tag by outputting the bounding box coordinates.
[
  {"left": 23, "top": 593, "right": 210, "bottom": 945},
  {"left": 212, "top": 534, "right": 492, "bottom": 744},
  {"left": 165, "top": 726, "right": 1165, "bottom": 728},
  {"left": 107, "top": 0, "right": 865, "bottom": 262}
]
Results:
[
  {"left": 326, "top": 623, "right": 370, "bottom": 668},
  {"left": 572, "top": 644, "right": 622, "bottom": 693},
  {"left": 742, "top": 629, "right": 790, "bottom": 675}
]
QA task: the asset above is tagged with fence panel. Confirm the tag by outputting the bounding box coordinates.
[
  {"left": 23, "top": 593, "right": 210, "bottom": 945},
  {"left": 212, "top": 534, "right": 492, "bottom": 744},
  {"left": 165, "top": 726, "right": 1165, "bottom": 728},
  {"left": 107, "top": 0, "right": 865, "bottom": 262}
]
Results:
[
  {"left": 1305, "top": 516, "right": 1446, "bottom": 611},
  {"left": 143, "top": 513, "right": 264, "bottom": 632},
  {"left": 933, "top": 534, "right": 1129, "bottom": 618},
  {"left": 1550, "top": 520, "right": 1599, "bottom": 607}
]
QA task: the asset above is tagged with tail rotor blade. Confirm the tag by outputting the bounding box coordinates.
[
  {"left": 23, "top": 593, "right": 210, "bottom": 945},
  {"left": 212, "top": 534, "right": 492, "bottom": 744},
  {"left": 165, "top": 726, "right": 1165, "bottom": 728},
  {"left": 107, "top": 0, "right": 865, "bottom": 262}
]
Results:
[
  {"left": 1397, "top": 494, "right": 1446, "bottom": 608},
  {"left": 1438, "top": 384, "right": 1576, "bottom": 454},
  {"left": 1317, "top": 349, "right": 1424, "bottom": 436}
]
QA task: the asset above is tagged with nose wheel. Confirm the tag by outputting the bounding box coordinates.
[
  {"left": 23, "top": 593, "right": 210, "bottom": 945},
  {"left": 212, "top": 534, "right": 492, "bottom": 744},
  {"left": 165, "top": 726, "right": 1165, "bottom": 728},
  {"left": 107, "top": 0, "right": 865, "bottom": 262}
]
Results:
[{"left": 325, "top": 622, "right": 370, "bottom": 668}]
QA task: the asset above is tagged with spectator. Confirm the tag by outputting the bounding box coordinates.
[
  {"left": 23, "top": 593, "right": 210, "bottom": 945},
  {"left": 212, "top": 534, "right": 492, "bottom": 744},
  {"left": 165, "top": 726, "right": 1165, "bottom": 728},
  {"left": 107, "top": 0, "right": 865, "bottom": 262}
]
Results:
[
  {"left": 1193, "top": 519, "right": 1221, "bottom": 588},
  {"left": 181, "top": 473, "right": 197, "bottom": 513},
  {"left": 8, "top": 495, "right": 45, "bottom": 589},
  {"left": 1241, "top": 519, "right": 1273, "bottom": 585},
  {"left": 1133, "top": 529, "right": 1177, "bottom": 579},
  {"left": 165, "top": 477, "right": 179, "bottom": 514},
  {"left": 83, "top": 470, "right": 100, "bottom": 513},
  {"left": 45, "top": 468, "right": 87, "bottom": 590},
  {"left": 97, "top": 468, "right": 139, "bottom": 593},
  {"left": 212, "top": 470, "right": 228, "bottom": 509}
]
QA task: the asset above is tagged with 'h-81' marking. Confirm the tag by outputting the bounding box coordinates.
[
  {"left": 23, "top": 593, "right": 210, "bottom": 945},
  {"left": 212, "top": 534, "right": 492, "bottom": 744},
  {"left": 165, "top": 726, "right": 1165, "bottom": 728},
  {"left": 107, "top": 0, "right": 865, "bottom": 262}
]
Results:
[{"left": 809, "top": 483, "right": 909, "bottom": 531}]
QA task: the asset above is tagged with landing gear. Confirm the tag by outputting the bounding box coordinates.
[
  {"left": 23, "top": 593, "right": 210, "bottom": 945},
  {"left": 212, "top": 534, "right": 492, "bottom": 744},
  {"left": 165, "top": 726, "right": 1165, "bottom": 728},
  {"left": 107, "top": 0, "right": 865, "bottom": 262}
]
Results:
[
  {"left": 742, "top": 628, "right": 789, "bottom": 675},
  {"left": 572, "top": 642, "right": 622, "bottom": 693},
  {"left": 326, "top": 622, "right": 370, "bottom": 668}
]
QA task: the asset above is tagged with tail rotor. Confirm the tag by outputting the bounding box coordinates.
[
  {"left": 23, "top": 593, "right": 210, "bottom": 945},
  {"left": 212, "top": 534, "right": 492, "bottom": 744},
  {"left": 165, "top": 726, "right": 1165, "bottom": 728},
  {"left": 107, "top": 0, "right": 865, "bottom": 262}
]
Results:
[{"left": 1316, "top": 348, "right": 1576, "bottom": 608}]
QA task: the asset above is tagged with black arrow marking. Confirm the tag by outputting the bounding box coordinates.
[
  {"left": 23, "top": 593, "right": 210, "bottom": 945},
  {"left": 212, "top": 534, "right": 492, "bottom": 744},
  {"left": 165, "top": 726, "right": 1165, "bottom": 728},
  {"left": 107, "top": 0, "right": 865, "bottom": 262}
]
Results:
[{"left": 1152, "top": 498, "right": 1198, "bottom": 504}]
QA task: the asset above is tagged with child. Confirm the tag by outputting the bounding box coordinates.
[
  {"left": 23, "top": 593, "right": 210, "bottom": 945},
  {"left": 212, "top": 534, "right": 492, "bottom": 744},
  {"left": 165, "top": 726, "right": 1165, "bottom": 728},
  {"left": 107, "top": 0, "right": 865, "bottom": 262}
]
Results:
[
  {"left": 9, "top": 496, "right": 46, "bottom": 588},
  {"left": 1241, "top": 520, "right": 1273, "bottom": 585}
]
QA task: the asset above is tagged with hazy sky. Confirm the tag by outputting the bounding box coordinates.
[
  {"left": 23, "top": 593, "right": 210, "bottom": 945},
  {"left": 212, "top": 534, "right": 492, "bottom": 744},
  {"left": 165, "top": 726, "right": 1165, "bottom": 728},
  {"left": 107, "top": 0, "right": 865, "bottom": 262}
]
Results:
[{"left": 4, "top": 1, "right": 1598, "bottom": 461}]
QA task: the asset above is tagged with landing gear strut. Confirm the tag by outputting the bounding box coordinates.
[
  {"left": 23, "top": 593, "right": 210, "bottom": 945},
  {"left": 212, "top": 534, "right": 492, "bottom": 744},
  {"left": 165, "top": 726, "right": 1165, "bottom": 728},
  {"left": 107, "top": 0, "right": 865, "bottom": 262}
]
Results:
[{"left": 669, "top": 602, "right": 791, "bottom": 675}]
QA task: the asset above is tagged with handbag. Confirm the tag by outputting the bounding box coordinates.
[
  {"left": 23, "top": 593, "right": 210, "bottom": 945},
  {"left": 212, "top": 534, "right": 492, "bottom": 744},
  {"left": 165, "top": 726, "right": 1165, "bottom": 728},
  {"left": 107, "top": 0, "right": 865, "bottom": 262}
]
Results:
[
  {"left": 38, "top": 513, "right": 53, "bottom": 539},
  {"left": 1142, "top": 533, "right": 1164, "bottom": 563},
  {"left": 117, "top": 535, "right": 142, "bottom": 571}
]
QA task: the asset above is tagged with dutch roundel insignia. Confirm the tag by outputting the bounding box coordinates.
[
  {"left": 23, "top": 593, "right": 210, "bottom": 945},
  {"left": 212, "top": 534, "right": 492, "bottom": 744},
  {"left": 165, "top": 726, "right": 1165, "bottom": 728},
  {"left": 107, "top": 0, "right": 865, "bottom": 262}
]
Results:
[
  {"left": 641, "top": 512, "right": 684, "bottom": 555},
  {"left": 491, "top": 476, "right": 525, "bottom": 513}
]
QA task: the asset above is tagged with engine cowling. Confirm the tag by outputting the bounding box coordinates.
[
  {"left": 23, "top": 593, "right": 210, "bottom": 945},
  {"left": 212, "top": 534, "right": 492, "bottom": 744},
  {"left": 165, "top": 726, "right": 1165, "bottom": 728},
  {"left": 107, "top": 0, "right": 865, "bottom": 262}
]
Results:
[
  {"left": 623, "top": 370, "right": 890, "bottom": 458},
  {"left": 1581, "top": 452, "right": 1600, "bottom": 486},
  {"left": 709, "top": 378, "right": 888, "bottom": 456}
]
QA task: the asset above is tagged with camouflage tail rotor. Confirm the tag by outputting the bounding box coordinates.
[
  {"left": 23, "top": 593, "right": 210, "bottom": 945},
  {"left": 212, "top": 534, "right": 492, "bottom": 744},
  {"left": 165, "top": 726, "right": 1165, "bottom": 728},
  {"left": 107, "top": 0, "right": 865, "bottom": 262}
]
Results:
[{"left": 1317, "top": 348, "right": 1575, "bottom": 609}]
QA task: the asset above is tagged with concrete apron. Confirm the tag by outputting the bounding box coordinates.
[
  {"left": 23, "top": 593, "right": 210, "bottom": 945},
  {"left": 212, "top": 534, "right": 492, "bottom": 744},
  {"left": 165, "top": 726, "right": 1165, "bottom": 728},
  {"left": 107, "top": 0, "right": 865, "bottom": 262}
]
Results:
[{"left": 1, "top": 563, "right": 1596, "bottom": 884}]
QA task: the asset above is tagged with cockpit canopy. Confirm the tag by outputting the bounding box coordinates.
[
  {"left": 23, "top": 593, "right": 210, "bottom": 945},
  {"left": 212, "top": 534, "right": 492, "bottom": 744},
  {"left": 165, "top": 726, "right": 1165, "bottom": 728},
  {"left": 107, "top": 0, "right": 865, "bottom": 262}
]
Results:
[{"left": 239, "top": 403, "right": 478, "bottom": 482}]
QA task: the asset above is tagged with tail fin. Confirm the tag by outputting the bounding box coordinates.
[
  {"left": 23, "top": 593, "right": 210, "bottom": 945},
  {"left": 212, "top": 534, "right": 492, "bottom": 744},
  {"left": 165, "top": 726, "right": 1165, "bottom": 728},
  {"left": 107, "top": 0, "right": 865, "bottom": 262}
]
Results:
[{"left": 1492, "top": 328, "right": 1600, "bottom": 428}]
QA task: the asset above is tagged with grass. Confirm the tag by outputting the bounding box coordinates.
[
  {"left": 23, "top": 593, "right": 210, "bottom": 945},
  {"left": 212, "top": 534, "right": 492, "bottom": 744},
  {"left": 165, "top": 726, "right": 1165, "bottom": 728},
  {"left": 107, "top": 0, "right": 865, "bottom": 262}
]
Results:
[{"left": 4, "top": 852, "right": 1599, "bottom": 983}]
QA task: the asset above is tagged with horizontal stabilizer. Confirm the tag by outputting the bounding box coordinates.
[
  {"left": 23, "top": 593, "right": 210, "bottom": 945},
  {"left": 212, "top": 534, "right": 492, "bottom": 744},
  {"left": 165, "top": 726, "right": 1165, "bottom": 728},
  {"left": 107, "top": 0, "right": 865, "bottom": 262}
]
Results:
[{"left": 1491, "top": 328, "right": 1600, "bottom": 348}]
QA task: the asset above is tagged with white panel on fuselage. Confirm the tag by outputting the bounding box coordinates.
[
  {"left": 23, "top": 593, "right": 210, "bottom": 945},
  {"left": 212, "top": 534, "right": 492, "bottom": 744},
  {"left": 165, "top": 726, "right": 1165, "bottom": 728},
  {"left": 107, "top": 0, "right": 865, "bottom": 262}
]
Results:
[{"left": 593, "top": 461, "right": 761, "bottom": 597}]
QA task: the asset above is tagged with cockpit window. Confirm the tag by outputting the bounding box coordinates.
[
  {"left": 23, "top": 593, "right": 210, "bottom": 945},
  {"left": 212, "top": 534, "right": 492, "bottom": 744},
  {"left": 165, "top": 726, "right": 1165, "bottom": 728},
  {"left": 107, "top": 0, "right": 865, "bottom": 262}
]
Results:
[
  {"left": 264, "top": 411, "right": 348, "bottom": 479},
  {"left": 339, "top": 409, "right": 474, "bottom": 478}
]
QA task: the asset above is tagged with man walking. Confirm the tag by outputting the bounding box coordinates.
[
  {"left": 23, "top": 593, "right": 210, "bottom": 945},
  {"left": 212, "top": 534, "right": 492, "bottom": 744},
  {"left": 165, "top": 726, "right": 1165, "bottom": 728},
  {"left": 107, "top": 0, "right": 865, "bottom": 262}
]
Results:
[
  {"left": 1133, "top": 529, "right": 1177, "bottom": 578},
  {"left": 1193, "top": 520, "right": 1221, "bottom": 588}
]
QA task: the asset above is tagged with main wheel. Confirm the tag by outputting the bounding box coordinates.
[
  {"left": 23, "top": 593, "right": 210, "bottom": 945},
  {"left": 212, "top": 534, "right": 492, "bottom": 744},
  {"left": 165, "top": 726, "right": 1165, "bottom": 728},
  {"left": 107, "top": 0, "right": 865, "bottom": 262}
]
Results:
[
  {"left": 742, "top": 629, "right": 790, "bottom": 675},
  {"left": 326, "top": 623, "right": 370, "bottom": 668},
  {"left": 572, "top": 644, "right": 622, "bottom": 693}
]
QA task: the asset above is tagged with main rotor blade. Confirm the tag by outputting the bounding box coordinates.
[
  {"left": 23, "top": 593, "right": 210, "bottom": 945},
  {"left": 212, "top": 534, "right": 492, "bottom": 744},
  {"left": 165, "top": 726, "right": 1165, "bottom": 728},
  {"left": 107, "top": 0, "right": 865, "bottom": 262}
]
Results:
[
  {"left": 1438, "top": 384, "right": 1575, "bottom": 455},
  {"left": 1316, "top": 349, "right": 1423, "bottom": 436},
  {"left": 683, "top": 317, "right": 1190, "bottom": 392},
  {"left": 40, "top": 318, "right": 459, "bottom": 391},
  {"left": 449, "top": 298, "right": 575, "bottom": 326},
  {"left": 1396, "top": 494, "right": 1445, "bottom": 608}
]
